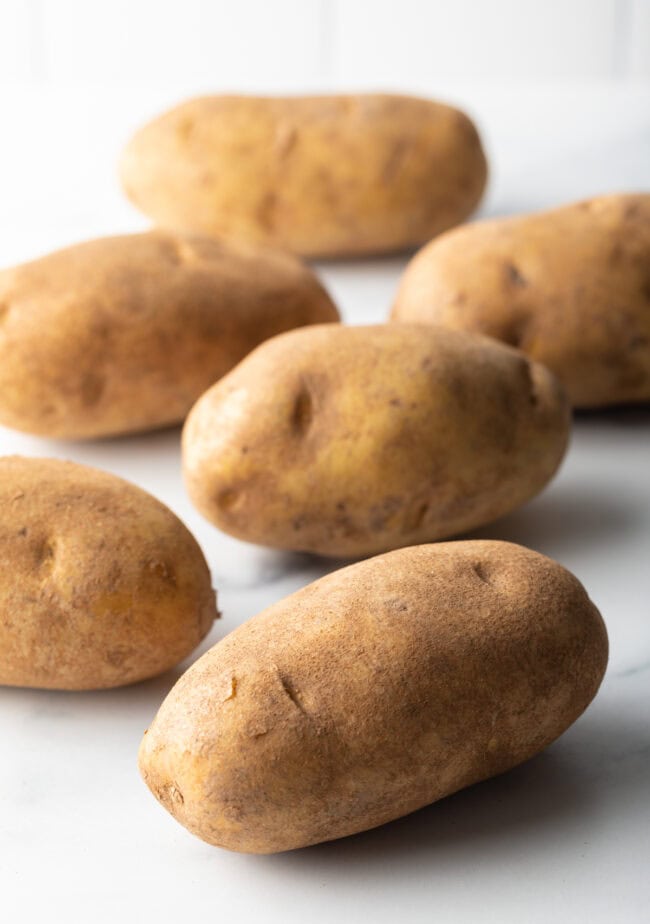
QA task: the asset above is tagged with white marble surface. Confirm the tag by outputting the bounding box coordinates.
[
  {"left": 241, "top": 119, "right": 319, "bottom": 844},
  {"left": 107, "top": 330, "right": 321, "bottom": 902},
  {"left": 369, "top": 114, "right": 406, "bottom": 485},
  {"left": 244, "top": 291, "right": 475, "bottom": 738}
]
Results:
[{"left": 0, "top": 84, "right": 649, "bottom": 922}]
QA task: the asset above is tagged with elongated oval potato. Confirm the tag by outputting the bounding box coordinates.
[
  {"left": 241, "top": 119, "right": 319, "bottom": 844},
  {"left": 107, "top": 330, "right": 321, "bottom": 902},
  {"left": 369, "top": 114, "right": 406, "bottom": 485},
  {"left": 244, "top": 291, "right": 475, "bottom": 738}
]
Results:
[
  {"left": 0, "top": 230, "right": 338, "bottom": 439},
  {"left": 119, "top": 94, "right": 488, "bottom": 258},
  {"left": 182, "top": 324, "right": 570, "bottom": 558},
  {"left": 139, "top": 540, "right": 608, "bottom": 853},
  {"left": 391, "top": 193, "right": 650, "bottom": 408},
  {"left": 0, "top": 456, "right": 217, "bottom": 690}
]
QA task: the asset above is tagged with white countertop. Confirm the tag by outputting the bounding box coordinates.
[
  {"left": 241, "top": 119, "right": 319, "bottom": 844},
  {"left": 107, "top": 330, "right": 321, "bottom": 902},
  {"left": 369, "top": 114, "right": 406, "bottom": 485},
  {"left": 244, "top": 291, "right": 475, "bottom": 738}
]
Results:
[{"left": 0, "top": 84, "right": 649, "bottom": 923}]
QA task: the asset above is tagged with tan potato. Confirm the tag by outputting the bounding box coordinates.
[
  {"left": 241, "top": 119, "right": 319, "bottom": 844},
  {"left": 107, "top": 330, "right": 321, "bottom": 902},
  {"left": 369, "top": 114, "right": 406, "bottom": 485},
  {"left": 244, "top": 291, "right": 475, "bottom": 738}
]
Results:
[
  {"left": 391, "top": 193, "right": 650, "bottom": 408},
  {"left": 182, "top": 324, "right": 569, "bottom": 558},
  {"left": 0, "top": 230, "right": 338, "bottom": 439},
  {"left": 119, "top": 93, "right": 488, "bottom": 258},
  {"left": 139, "top": 540, "right": 608, "bottom": 853},
  {"left": 0, "top": 456, "right": 217, "bottom": 690}
]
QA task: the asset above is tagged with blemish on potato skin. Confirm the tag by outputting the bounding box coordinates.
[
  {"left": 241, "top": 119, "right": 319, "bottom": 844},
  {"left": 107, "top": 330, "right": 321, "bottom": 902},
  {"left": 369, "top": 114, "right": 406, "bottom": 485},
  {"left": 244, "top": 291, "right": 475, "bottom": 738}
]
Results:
[
  {"left": 31, "top": 538, "right": 57, "bottom": 576},
  {"left": 369, "top": 496, "right": 403, "bottom": 531},
  {"left": 224, "top": 675, "right": 238, "bottom": 701},
  {"left": 104, "top": 647, "right": 133, "bottom": 668},
  {"left": 217, "top": 487, "right": 243, "bottom": 512},
  {"left": 291, "top": 387, "right": 313, "bottom": 435},
  {"left": 472, "top": 562, "right": 490, "bottom": 584},
  {"left": 504, "top": 262, "right": 527, "bottom": 288},
  {"left": 147, "top": 559, "right": 177, "bottom": 586},
  {"left": 246, "top": 720, "right": 269, "bottom": 738},
  {"left": 276, "top": 666, "right": 308, "bottom": 716},
  {"left": 159, "top": 782, "right": 185, "bottom": 807},
  {"left": 403, "top": 500, "right": 429, "bottom": 533},
  {"left": 80, "top": 371, "right": 106, "bottom": 407},
  {"left": 384, "top": 597, "right": 409, "bottom": 613}
]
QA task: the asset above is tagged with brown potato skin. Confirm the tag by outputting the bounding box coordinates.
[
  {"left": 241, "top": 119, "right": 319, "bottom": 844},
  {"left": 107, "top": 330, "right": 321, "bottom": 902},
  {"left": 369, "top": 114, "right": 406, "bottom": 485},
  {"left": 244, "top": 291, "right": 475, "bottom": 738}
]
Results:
[
  {"left": 139, "top": 540, "right": 608, "bottom": 853},
  {"left": 391, "top": 193, "right": 650, "bottom": 408},
  {"left": 0, "top": 457, "right": 216, "bottom": 690},
  {"left": 119, "top": 94, "right": 488, "bottom": 258},
  {"left": 182, "top": 324, "right": 570, "bottom": 558},
  {"left": 0, "top": 230, "right": 338, "bottom": 439}
]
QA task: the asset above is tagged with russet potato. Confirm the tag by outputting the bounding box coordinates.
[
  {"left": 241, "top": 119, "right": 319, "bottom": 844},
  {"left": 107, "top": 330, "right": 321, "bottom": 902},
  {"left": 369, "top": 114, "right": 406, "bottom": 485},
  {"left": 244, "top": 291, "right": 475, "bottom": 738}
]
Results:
[
  {"left": 0, "top": 230, "right": 338, "bottom": 438},
  {"left": 139, "top": 540, "right": 608, "bottom": 853},
  {"left": 182, "top": 324, "right": 570, "bottom": 558},
  {"left": 0, "top": 456, "right": 217, "bottom": 690},
  {"left": 120, "top": 93, "right": 488, "bottom": 258},
  {"left": 391, "top": 193, "right": 650, "bottom": 408}
]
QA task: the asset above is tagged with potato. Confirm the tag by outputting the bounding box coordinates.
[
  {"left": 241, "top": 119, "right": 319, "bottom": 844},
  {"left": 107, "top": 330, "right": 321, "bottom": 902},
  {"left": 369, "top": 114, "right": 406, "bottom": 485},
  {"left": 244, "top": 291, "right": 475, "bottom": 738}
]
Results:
[
  {"left": 182, "top": 324, "right": 569, "bottom": 558},
  {"left": 0, "top": 230, "right": 338, "bottom": 439},
  {"left": 119, "top": 93, "right": 488, "bottom": 258},
  {"left": 0, "top": 456, "right": 217, "bottom": 690},
  {"left": 391, "top": 193, "right": 650, "bottom": 408},
  {"left": 139, "top": 540, "right": 608, "bottom": 853}
]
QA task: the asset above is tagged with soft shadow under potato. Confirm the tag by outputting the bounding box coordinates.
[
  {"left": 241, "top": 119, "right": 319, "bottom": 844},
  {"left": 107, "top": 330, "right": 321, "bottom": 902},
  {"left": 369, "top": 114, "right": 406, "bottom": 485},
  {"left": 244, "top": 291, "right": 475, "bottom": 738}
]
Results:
[
  {"left": 462, "top": 481, "right": 642, "bottom": 556},
  {"left": 573, "top": 403, "right": 650, "bottom": 425}
]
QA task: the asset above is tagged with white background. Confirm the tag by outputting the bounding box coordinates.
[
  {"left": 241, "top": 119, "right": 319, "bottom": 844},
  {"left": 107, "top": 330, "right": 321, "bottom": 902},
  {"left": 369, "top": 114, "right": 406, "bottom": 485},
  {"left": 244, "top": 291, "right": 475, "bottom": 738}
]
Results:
[
  {"left": 0, "top": 0, "right": 649, "bottom": 88},
  {"left": 0, "top": 2, "right": 649, "bottom": 922}
]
